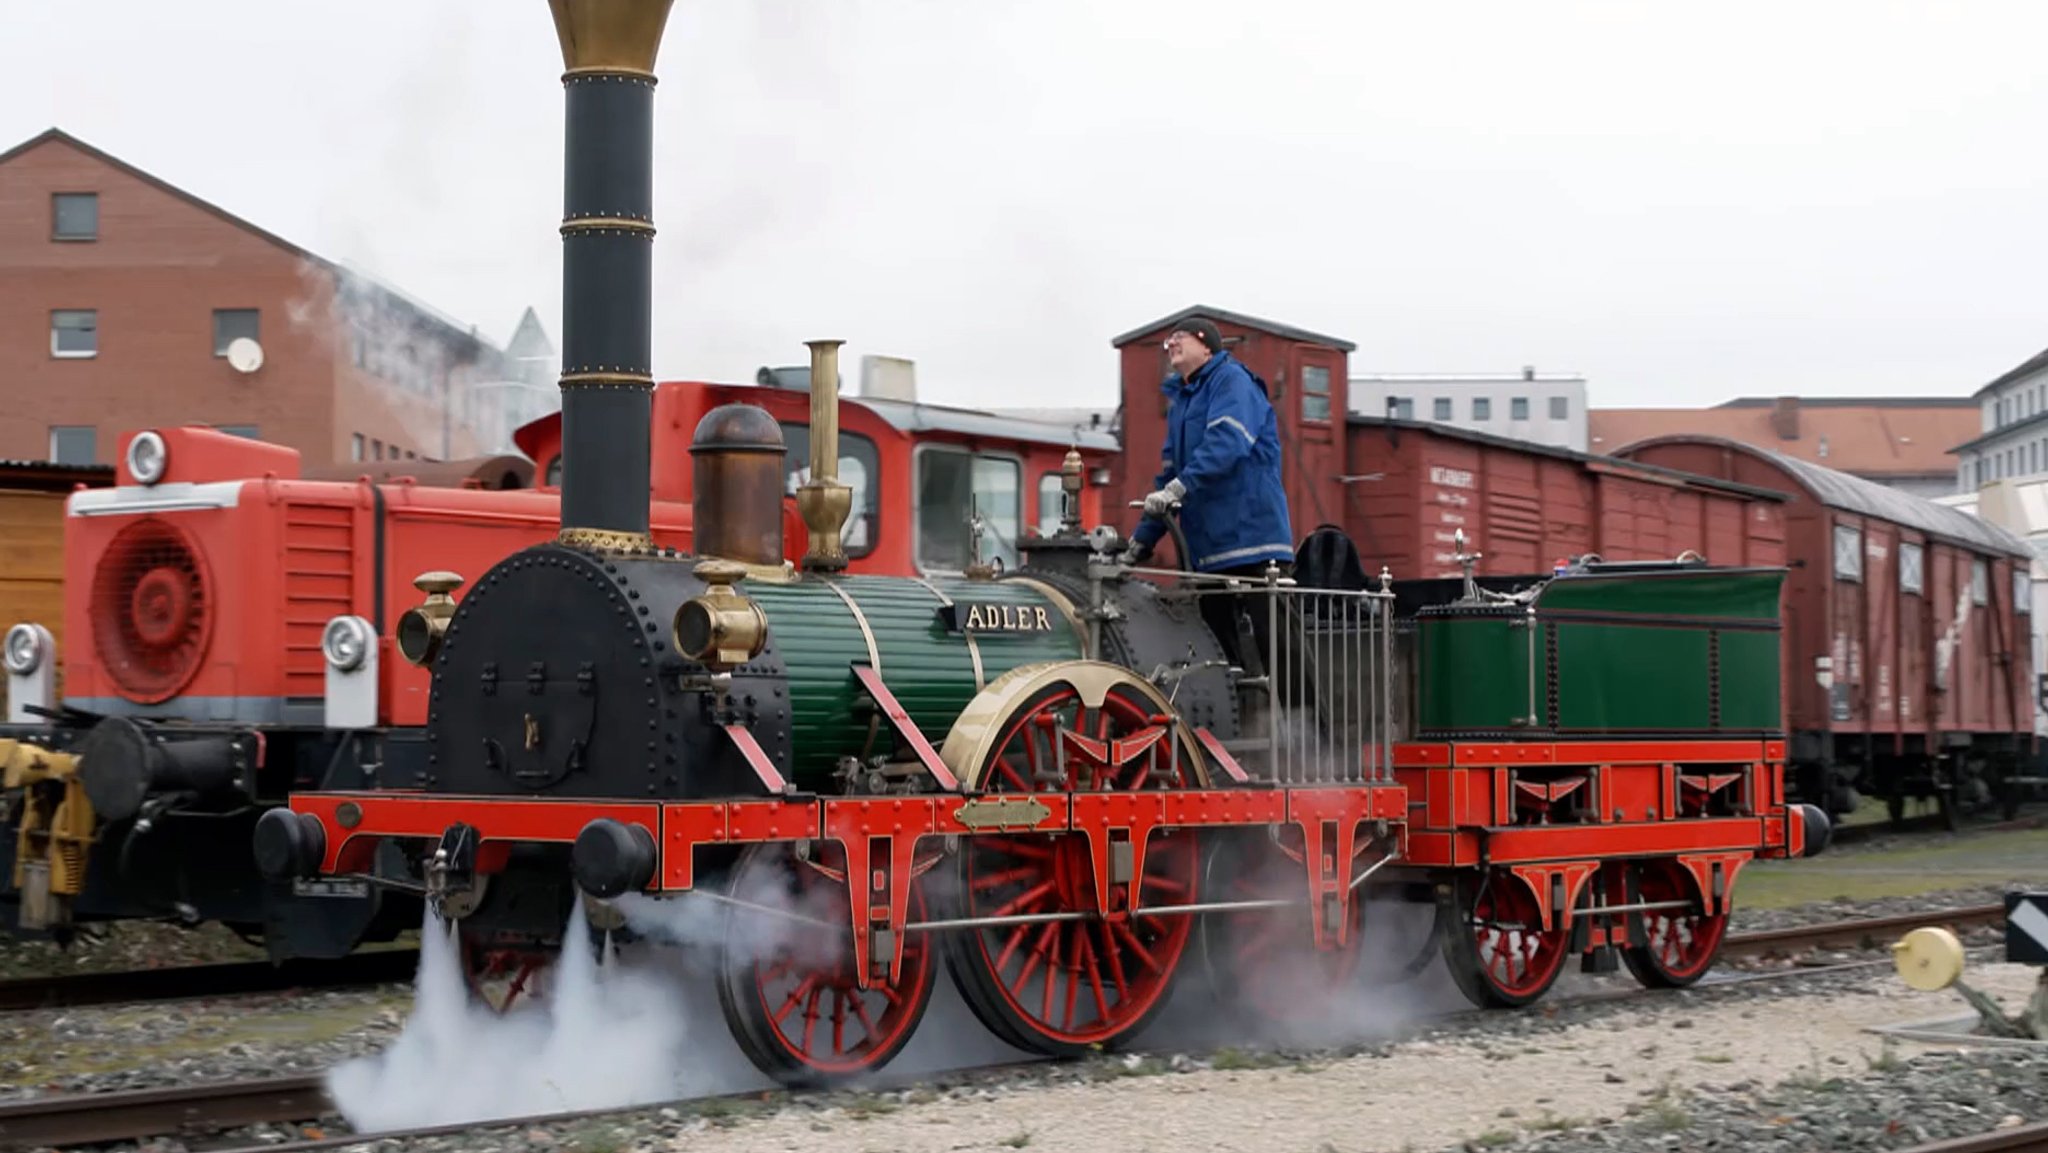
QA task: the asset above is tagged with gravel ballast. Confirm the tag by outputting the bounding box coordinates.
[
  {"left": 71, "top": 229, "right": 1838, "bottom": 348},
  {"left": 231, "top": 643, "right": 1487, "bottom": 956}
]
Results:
[{"left": 155, "top": 955, "right": 2043, "bottom": 1153}]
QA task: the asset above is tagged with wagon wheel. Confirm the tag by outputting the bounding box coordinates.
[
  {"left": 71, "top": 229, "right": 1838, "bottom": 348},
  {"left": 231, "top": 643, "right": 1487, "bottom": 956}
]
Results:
[
  {"left": 455, "top": 931, "right": 558, "bottom": 1015},
  {"left": 716, "top": 840, "right": 941, "bottom": 1087},
  {"left": 1194, "top": 827, "right": 1371, "bottom": 1031},
  {"left": 1438, "top": 868, "right": 1574, "bottom": 1009},
  {"left": 1614, "top": 858, "right": 1728, "bottom": 989},
  {"left": 937, "top": 663, "right": 1208, "bottom": 1057}
]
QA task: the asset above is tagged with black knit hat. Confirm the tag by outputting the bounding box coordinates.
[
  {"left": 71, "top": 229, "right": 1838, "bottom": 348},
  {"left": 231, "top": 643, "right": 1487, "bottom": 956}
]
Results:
[{"left": 1173, "top": 317, "right": 1223, "bottom": 355}]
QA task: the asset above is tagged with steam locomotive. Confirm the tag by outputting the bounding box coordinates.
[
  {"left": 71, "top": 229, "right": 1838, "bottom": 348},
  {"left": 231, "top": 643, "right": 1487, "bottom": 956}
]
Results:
[{"left": 255, "top": 0, "right": 1830, "bottom": 1086}]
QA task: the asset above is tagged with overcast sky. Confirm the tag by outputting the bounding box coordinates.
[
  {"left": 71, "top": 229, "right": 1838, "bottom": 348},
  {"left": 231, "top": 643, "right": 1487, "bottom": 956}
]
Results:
[{"left": 7, "top": 0, "right": 2048, "bottom": 413}]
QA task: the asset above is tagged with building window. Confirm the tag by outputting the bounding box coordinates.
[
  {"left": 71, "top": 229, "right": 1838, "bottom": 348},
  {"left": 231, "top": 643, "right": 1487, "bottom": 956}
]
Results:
[
  {"left": 1972, "top": 559, "right": 1989, "bottom": 606},
  {"left": 1511, "top": 397, "right": 1529, "bottom": 421},
  {"left": 50, "top": 309, "right": 97, "bottom": 358},
  {"left": 1899, "top": 541, "right": 1924, "bottom": 596},
  {"left": 1832, "top": 524, "right": 1862, "bottom": 582},
  {"left": 1549, "top": 396, "right": 1568, "bottom": 420},
  {"left": 915, "top": 448, "right": 1021, "bottom": 573},
  {"left": 51, "top": 193, "right": 97, "bottom": 241},
  {"left": 48, "top": 426, "right": 95, "bottom": 464},
  {"left": 1389, "top": 397, "right": 1414, "bottom": 421},
  {"left": 2017, "top": 566, "right": 2031, "bottom": 614},
  {"left": 1433, "top": 397, "right": 1452, "bottom": 421},
  {"left": 1038, "top": 473, "right": 1064, "bottom": 535},
  {"left": 351, "top": 434, "right": 365, "bottom": 462},
  {"left": 372, "top": 438, "right": 384, "bottom": 460},
  {"left": 1472, "top": 397, "right": 1491, "bottom": 421},
  {"left": 778, "top": 422, "right": 881, "bottom": 558},
  {"left": 1300, "top": 365, "right": 1331, "bottom": 423},
  {"left": 213, "top": 309, "right": 259, "bottom": 356}
]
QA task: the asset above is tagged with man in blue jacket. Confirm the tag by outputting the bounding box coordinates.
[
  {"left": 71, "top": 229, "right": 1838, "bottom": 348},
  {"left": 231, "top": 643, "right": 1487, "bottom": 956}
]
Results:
[{"left": 1122, "top": 317, "right": 1295, "bottom": 669}]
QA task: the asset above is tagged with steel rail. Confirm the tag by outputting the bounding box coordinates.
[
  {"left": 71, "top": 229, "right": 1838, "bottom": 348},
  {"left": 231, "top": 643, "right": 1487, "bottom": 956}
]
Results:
[
  {"left": 1720, "top": 902, "right": 2006, "bottom": 960},
  {"left": 0, "top": 948, "right": 422, "bottom": 1013},
  {"left": 1891, "top": 1120, "right": 2048, "bottom": 1153},
  {"left": 0, "top": 1074, "right": 332, "bottom": 1149}
]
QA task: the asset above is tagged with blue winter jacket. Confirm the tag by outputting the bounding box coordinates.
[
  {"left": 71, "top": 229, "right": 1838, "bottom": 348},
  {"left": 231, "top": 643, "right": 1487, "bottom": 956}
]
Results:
[{"left": 1131, "top": 352, "right": 1295, "bottom": 572}]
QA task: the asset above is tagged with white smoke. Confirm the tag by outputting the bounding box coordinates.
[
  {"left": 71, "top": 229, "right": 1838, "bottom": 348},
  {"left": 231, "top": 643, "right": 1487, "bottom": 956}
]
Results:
[{"left": 326, "top": 894, "right": 705, "bottom": 1133}]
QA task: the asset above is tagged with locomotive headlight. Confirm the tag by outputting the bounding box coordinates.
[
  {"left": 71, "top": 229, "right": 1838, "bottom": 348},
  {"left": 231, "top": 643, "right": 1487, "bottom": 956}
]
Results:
[
  {"left": 3, "top": 623, "right": 46, "bottom": 675},
  {"left": 395, "top": 571, "right": 465, "bottom": 667},
  {"left": 126, "top": 431, "right": 168, "bottom": 485},
  {"left": 673, "top": 560, "right": 769, "bottom": 670},
  {"left": 321, "top": 615, "right": 373, "bottom": 672}
]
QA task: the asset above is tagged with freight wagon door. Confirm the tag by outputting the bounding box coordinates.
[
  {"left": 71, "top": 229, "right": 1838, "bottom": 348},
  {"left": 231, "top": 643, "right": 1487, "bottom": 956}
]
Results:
[
  {"left": 1864, "top": 522, "right": 1897, "bottom": 740},
  {"left": 1829, "top": 519, "right": 1866, "bottom": 728},
  {"left": 1897, "top": 536, "right": 1928, "bottom": 741},
  {"left": 1283, "top": 345, "right": 1345, "bottom": 540},
  {"left": 1964, "top": 557, "right": 1992, "bottom": 732}
]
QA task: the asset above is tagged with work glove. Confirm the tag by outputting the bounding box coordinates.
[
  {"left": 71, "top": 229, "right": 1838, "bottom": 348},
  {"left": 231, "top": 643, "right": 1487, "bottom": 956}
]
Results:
[
  {"left": 1143, "top": 478, "right": 1186, "bottom": 518},
  {"left": 1118, "top": 539, "right": 1153, "bottom": 566}
]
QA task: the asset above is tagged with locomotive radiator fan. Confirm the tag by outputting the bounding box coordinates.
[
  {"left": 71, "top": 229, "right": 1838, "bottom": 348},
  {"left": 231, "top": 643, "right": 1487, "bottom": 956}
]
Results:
[{"left": 89, "top": 518, "right": 213, "bottom": 703}]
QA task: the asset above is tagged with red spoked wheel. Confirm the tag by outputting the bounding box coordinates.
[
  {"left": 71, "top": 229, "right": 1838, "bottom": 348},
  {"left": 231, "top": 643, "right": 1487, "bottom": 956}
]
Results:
[
  {"left": 716, "top": 841, "right": 938, "bottom": 1087},
  {"left": 456, "top": 935, "right": 556, "bottom": 1014},
  {"left": 1195, "top": 828, "right": 1369, "bottom": 1029},
  {"left": 1439, "top": 869, "right": 1572, "bottom": 1009},
  {"left": 939, "top": 666, "right": 1205, "bottom": 1057},
  {"left": 1617, "top": 858, "right": 1728, "bottom": 988}
]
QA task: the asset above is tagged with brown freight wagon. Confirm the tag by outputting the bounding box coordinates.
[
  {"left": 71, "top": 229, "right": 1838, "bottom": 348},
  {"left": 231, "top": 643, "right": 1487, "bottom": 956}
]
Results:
[
  {"left": 1109, "top": 305, "right": 1789, "bottom": 581},
  {"left": 1340, "top": 417, "right": 1788, "bottom": 579},
  {"left": 1617, "top": 436, "right": 2034, "bottom": 822},
  {"left": 0, "top": 460, "right": 114, "bottom": 716}
]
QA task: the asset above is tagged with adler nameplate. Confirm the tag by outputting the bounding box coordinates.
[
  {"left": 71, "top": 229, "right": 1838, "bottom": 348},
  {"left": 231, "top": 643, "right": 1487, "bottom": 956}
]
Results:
[{"left": 936, "top": 603, "right": 1055, "bottom": 634}]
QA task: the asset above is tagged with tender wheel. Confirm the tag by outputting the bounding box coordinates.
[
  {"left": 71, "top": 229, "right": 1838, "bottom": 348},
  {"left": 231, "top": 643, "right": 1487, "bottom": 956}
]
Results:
[
  {"left": 938, "top": 664, "right": 1206, "bottom": 1057},
  {"left": 716, "top": 841, "right": 936, "bottom": 1087},
  {"left": 1616, "top": 859, "right": 1728, "bottom": 989},
  {"left": 1439, "top": 869, "right": 1571, "bottom": 1009},
  {"left": 1195, "top": 828, "right": 1369, "bottom": 1030}
]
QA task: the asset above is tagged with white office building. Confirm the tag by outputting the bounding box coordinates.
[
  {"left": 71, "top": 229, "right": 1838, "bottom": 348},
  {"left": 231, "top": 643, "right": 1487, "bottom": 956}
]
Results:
[
  {"left": 1349, "top": 368, "right": 1589, "bottom": 452},
  {"left": 1952, "top": 345, "right": 2048, "bottom": 492}
]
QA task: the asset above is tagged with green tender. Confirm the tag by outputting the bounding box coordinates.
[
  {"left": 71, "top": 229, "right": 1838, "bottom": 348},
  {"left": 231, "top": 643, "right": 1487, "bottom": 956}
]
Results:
[
  {"left": 1416, "top": 567, "right": 1784, "bottom": 738},
  {"left": 744, "top": 573, "right": 1086, "bottom": 786}
]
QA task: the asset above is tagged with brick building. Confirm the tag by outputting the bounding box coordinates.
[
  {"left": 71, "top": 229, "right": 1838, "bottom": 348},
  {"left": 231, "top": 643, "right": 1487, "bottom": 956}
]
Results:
[
  {"left": 1588, "top": 396, "right": 1978, "bottom": 501},
  {"left": 0, "top": 128, "right": 549, "bottom": 467}
]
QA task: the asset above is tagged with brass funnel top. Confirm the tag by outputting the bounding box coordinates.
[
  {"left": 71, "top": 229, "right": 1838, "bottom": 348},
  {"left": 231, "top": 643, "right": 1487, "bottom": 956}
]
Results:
[{"left": 548, "top": 0, "right": 676, "bottom": 74}]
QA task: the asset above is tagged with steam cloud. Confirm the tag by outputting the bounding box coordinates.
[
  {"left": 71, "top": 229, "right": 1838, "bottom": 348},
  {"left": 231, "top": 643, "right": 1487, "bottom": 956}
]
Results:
[{"left": 327, "top": 835, "right": 1491, "bottom": 1137}]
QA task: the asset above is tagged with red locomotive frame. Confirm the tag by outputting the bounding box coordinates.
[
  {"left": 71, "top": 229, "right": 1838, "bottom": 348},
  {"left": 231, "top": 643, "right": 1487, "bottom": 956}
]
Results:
[{"left": 285, "top": 724, "right": 1814, "bottom": 1015}]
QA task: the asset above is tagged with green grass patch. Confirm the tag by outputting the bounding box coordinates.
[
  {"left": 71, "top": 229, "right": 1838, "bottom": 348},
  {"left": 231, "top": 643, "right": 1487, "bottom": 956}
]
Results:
[{"left": 1736, "top": 826, "right": 2048, "bottom": 910}]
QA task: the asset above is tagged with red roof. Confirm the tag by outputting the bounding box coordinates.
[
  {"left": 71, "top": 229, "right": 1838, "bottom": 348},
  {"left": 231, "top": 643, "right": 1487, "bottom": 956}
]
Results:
[{"left": 1589, "top": 397, "right": 1978, "bottom": 479}]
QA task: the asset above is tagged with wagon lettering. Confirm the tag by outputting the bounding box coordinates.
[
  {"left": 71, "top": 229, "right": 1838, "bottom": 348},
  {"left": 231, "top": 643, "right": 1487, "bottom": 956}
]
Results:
[{"left": 1429, "top": 466, "right": 1476, "bottom": 490}]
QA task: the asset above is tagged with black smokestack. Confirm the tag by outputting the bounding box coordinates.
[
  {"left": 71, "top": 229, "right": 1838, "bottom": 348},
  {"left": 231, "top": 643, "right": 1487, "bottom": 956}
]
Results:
[{"left": 548, "top": 0, "right": 675, "bottom": 548}]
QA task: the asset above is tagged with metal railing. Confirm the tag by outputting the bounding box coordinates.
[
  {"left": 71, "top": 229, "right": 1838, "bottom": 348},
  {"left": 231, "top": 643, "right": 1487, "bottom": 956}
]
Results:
[{"left": 1157, "top": 566, "right": 1400, "bottom": 785}]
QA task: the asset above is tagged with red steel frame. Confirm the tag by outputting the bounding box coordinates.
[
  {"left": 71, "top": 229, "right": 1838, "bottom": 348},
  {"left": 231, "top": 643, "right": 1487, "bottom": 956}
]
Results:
[
  {"left": 285, "top": 739, "right": 1805, "bottom": 992},
  {"left": 1395, "top": 737, "right": 1808, "bottom": 936}
]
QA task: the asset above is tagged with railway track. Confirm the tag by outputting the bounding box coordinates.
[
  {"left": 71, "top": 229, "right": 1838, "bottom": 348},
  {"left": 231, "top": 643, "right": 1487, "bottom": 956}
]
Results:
[
  {"left": 1720, "top": 901, "right": 2007, "bottom": 960},
  {"left": 1900, "top": 1119, "right": 2048, "bottom": 1153},
  {"left": 0, "top": 900, "right": 2015, "bottom": 1152},
  {"left": 0, "top": 948, "right": 421, "bottom": 1013}
]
